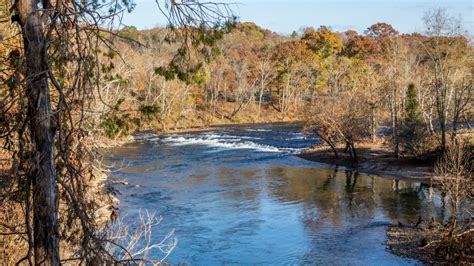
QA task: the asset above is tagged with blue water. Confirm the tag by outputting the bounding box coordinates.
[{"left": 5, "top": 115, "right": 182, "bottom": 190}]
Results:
[{"left": 105, "top": 123, "right": 442, "bottom": 265}]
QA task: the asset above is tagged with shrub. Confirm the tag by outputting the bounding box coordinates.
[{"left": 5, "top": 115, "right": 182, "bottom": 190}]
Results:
[
  {"left": 100, "top": 114, "right": 129, "bottom": 138},
  {"left": 139, "top": 104, "right": 160, "bottom": 120}
]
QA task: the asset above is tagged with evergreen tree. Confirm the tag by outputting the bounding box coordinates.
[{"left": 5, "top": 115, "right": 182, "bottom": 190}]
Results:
[
  {"left": 405, "top": 83, "right": 421, "bottom": 121},
  {"left": 399, "top": 83, "right": 429, "bottom": 156}
]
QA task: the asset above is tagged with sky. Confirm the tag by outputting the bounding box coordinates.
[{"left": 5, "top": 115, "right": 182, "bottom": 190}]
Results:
[{"left": 121, "top": 0, "right": 473, "bottom": 35}]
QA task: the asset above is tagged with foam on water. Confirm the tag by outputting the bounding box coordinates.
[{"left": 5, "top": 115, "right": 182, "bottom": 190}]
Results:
[
  {"left": 160, "top": 134, "right": 281, "bottom": 153},
  {"left": 137, "top": 127, "right": 306, "bottom": 154},
  {"left": 244, "top": 128, "right": 272, "bottom": 132},
  {"left": 133, "top": 132, "right": 157, "bottom": 141},
  {"left": 285, "top": 132, "right": 306, "bottom": 141},
  {"left": 154, "top": 133, "right": 302, "bottom": 154}
]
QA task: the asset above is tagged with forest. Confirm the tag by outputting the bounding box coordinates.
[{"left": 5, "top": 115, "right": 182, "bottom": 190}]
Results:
[
  {"left": 68, "top": 20, "right": 472, "bottom": 148},
  {"left": 0, "top": 0, "right": 472, "bottom": 264}
]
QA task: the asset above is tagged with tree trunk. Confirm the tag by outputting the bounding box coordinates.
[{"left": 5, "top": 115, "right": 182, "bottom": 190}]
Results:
[
  {"left": 16, "top": 0, "right": 60, "bottom": 264},
  {"left": 464, "top": 113, "right": 472, "bottom": 130},
  {"left": 440, "top": 111, "right": 446, "bottom": 150},
  {"left": 316, "top": 131, "right": 338, "bottom": 159},
  {"left": 451, "top": 115, "right": 459, "bottom": 142},
  {"left": 257, "top": 88, "right": 264, "bottom": 118},
  {"left": 435, "top": 78, "right": 447, "bottom": 151},
  {"left": 391, "top": 86, "right": 399, "bottom": 157},
  {"left": 370, "top": 104, "right": 377, "bottom": 142},
  {"left": 257, "top": 63, "right": 266, "bottom": 118},
  {"left": 351, "top": 142, "right": 358, "bottom": 163}
]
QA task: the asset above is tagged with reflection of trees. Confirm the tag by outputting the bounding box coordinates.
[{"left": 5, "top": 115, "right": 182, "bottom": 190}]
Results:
[
  {"left": 265, "top": 166, "right": 442, "bottom": 263},
  {"left": 378, "top": 181, "right": 432, "bottom": 223},
  {"left": 265, "top": 167, "right": 359, "bottom": 231},
  {"left": 213, "top": 168, "right": 261, "bottom": 212},
  {"left": 345, "top": 171, "right": 357, "bottom": 213},
  {"left": 265, "top": 167, "right": 344, "bottom": 229},
  {"left": 264, "top": 166, "right": 438, "bottom": 233},
  {"left": 344, "top": 171, "right": 377, "bottom": 220}
]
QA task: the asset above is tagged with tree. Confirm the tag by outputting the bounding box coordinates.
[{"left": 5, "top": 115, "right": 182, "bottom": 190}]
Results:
[
  {"left": 14, "top": 0, "right": 60, "bottom": 262},
  {"left": 338, "top": 91, "right": 372, "bottom": 162},
  {"left": 305, "top": 98, "right": 342, "bottom": 158},
  {"left": 421, "top": 8, "right": 469, "bottom": 150},
  {"left": 344, "top": 34, "right": 381, "bottom": 59},
  {"left": 451, "top": 73, "right": 472, "bottom": 139},
  {"left": 290, "top": 30, "right": 298, "bottom": 38},
  {"left": 433, "top": 139, "right": 473, "bottom": 258},
  {"left": 206, "top": 55, "right": 229, "bottom": 118},
  {"left": 360, "top": 64, "right": 381, "bottom": 143},
  {"left": 273, "top": 40, "right": 315, "bottom": 116},
  {"left": 405, "top": 83, "right": 421, "bottom": 121},
  {"left": 365, "top": 22, "right": 399, "bottom": 40},
  {"left": 4, "top": 0, "right": 233, "bottom": 264},
  {"left": 302, "top": 26, "right": 343, "bottom": 59},
  {"left": 398, "top": 84, "right": 430, "bottom": 155},
  {"left": 306, "top": 88, "right": 371, "bottom": 163},
  {"left": 373, "top": 24, "right": 402, "bottom": 156},
  {"left": 255, "top": 49, "right": 274, "bottom": 117}
]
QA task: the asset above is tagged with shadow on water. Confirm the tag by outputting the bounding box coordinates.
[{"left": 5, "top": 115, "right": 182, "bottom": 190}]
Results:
[{"left": 104, "top": 123, "right": 443, "bottom": 264}]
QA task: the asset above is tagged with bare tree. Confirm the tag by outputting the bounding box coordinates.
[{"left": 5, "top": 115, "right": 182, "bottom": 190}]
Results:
[
  {"left": 305, "top": 98, "right": 341, "bottom": 158},
  {"left": 450, "top": 71, "right": 472, "bottom": 140},
  {"left": 104, "top": 211, "right": 177, "bottom": 264},
  {"left": 255, "top": 51, "right": 274, "bottom": 117},
  {"left": 422, "top": 8, "right": 468, "bottom": 150},
  {"left": 435, "top": 139, "right": 473, "bottom": 237},
  {"left": 306, "top": 90, "right": 371, "bottom": 163}
]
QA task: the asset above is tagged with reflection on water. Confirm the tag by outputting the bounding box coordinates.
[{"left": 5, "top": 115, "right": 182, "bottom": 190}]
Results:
[{"left": 105, "top": 123, "right": 441, "bottom": 265}]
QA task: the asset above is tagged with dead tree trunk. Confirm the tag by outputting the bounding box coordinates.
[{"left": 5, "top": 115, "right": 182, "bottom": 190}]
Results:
[{"left": 16, "top": 0, "right": 60, "bottom": 264}]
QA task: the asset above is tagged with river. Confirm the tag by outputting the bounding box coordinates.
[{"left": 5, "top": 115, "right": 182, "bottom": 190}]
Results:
[{"left": 104, "top": 123, "right": 444, "bottom": 265}]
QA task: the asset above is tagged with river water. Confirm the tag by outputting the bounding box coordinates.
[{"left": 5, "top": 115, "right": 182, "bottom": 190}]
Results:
[{"left": 104, "top": 123, "right": 444, "bottom": 265}]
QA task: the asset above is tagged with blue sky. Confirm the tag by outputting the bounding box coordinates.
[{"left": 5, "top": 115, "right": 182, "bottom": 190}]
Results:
[{"left": 121, "top": 0, "right": 473, "bottom": 34}]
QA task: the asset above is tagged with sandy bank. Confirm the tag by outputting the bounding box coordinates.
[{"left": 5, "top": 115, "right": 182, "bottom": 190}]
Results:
[{"left": 298, "top": 142, "right": 436, "bottom": 182}]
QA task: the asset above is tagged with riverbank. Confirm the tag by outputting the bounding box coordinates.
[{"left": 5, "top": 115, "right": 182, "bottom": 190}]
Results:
[
  {"left": 298, "top": 141, "right": 436, "bottom": 182},
  {"left": 386, "top": 221, "right": 474, "bottom": 264}
]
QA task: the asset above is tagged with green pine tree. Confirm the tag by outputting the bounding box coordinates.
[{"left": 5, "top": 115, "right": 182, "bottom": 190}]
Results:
[
  {"left": 400, "top": 83, "right": 429, "bottom": 156},
  {"left": 405, "top": 83, "right": 421, "bottom": 121}
]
